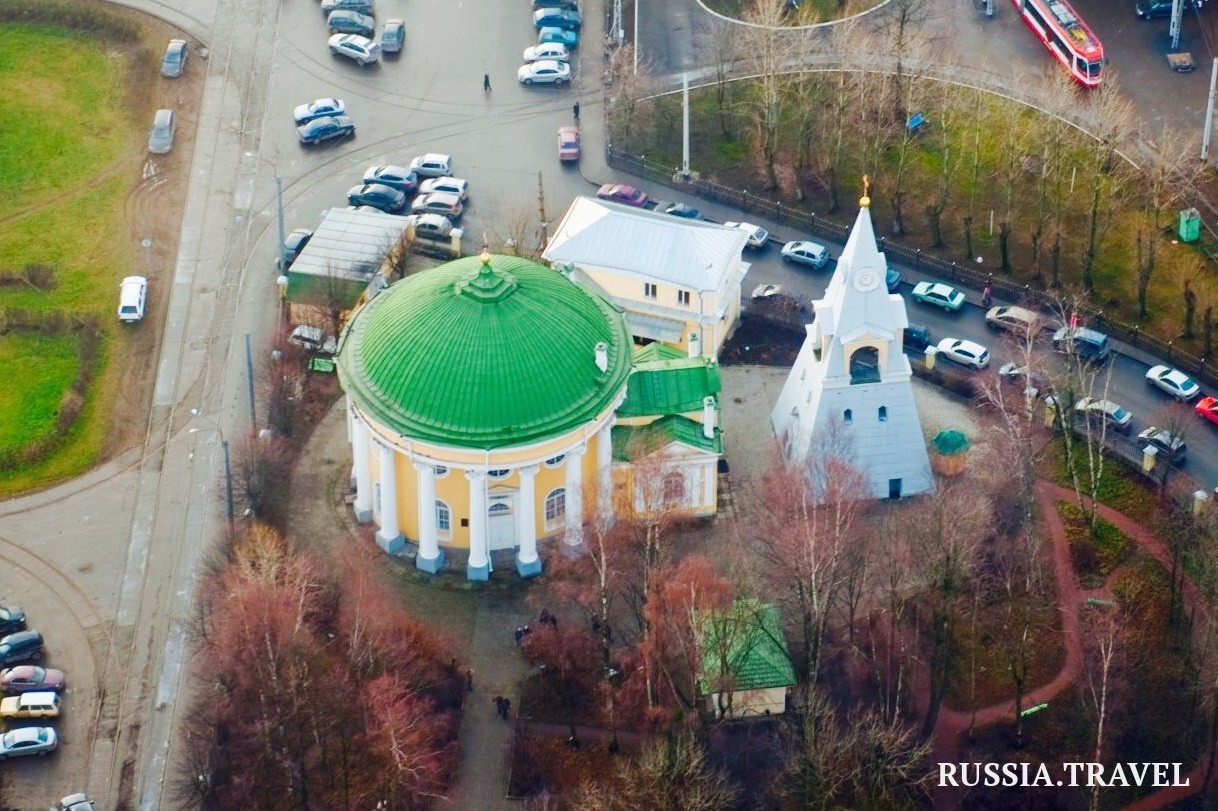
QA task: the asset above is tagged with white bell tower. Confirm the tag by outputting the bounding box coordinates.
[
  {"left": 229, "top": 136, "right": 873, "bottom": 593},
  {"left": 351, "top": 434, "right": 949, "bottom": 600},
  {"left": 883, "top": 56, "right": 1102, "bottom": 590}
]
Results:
[{"left": 770, "top": 182, "right": 932, "bottom": 500}]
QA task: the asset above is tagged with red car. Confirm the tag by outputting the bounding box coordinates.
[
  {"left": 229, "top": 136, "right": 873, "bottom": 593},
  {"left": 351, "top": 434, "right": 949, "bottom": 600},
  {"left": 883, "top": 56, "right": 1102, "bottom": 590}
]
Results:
[
  {"left": 558, "top": 126, "right": 580, "bottom": 161},
  {"left": 1196, "top": 396, "right": 1218, "bottom": 426},
  {"left": 596, "top": 183, "right": 648, "bottom": 207},
  {"left": 0, "top": 666, "right": 65, "bottom": 694}
]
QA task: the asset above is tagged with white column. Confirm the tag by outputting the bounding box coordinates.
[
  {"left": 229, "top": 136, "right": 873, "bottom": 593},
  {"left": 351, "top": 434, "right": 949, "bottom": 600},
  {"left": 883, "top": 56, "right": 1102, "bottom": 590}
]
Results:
[
  {"left": 596, "top": 419, "right": 615, "bottom": 522},
  {"left": 516, "top": 465, "right": 541, "bottom": 577},
  {"left": 375, "top": 443, "right": 403, "bottom": 552},
  {"left": 413, "top": 462, "right": 444, "bottom": 572},
  {"left": 563, "top": 445, "right": 585, "bottom": 546},
  {"left": 466, "top": 470, "right": 490, "bottom": 580},
  {"left": 352, "top": 416, "right": 373, "bottom": 523}
]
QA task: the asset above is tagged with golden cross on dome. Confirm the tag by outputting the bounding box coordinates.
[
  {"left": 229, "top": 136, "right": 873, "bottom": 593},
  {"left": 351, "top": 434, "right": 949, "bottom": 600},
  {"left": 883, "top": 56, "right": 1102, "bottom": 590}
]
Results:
[{"left": 860, "top": 175, "right": 871, "bottom": 208}]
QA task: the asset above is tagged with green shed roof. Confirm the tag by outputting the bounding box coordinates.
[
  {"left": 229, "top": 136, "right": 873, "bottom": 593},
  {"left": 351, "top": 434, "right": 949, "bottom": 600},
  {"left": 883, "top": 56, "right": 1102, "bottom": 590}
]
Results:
[
  {"left": 337, "top": 254, "right": 633, "bottom": 448},
  {"left": 632, "top": 342, "right": 687, "bottom": 363},
  {"left": 611, "top": 415, "right": 722, "bottom": 462},
  {"left": 617, "top": 355, "right": 721, "bottom": 418},
  {"left": 697, "top": 601, "right": 795, "bottom": 693}
]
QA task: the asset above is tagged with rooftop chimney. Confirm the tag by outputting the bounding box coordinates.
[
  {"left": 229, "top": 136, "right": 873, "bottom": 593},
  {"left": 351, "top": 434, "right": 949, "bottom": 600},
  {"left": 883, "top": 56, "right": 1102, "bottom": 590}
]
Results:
[
  {"left": 594, "top": 341, "right": 609, "bottom": 373},
  {"left": 702, "top": 396, "right": 716, "bottom": 439},
  {"left": 688, "top": 331, "right": 701, "bottom": 358}
]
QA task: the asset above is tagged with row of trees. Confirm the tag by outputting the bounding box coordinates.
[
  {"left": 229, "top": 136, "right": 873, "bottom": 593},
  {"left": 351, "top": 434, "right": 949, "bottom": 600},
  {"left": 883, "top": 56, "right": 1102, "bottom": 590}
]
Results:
[{"left": 177, "top": 525, "right": 462, "bottom": 810}]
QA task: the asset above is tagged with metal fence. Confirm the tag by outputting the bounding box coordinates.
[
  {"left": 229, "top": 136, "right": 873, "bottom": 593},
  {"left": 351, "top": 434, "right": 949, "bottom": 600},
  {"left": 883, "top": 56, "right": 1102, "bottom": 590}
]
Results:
[{"left": 606, "top": 146, "right": 1218, "bottom": 388}]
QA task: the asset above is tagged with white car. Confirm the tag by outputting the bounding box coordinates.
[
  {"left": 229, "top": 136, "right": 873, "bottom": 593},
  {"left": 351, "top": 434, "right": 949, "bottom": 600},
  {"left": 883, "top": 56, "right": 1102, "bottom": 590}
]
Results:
[
  {"left": 409, "top": 153, "right": 453, "bottom": 178},
  {"left": 935, "top": 338, "right": 990, "bottom": 369},
  {"left": 327, "top": 33, "right": 381, "bottom": 65},
  {"left": 523, "top": 42, "right": 570, "bottom": 62},
  {"left": 410, "top": 191, "right": 464, "bottom": 219},
  {"left": 780, "top": 240, "right": 830, "bottom": 269},
  {"left": 288, "top": 326, "right": 337, "bottom": 356},
  {"left": 118, "top": 276, "right": 148, "bottom": 323},
  {"left": 293, "top": 98, "right": 346, "bottom": 125},
  {"left": 1074, "top": 397, "right": 1133, "bottom": 434},
  {"left": 419, "top": 176, "right": 469, "bottom": 201},
  {"left": 1145, "top": 365, "right": 1201, "bottom": 402},
  {"left": 724, "top": 221, "right": 769, "bottom": 249},
  {"left": 517, "top": 60, "right": 572, "bottom": 85},
  {"left": 751, "top": 284, "right": 784, "bottom": 299}
]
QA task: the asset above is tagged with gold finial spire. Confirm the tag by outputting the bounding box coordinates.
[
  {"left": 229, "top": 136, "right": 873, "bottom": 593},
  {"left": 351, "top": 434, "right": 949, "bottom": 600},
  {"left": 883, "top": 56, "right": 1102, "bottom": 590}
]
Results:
[
  {"left": 860, "top": 175, "right": 871, "bottom": 208},
  {"left": 480, "top": 233, "right": 491, "bottom": 267}
]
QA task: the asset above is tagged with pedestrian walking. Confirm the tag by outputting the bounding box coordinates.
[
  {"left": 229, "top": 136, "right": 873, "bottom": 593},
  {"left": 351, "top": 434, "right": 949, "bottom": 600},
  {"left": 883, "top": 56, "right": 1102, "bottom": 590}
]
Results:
[
  {"left": 502, "top": 697, "right": 511, "bottom": 719},
  {"left": 522, "top": 625, "right": 532, "bottom": 638},
  {"left": 515, "top": 626, "right": 524, "bottom": 646},
  {"left": 483, "top": 73, "right": 491, "bottom": 93},
  {"left": 572, "top": 101, "right": 580, "bottom": 121},
  {"left": 982, "top": 283, "right": 993, "bottom": 308},
  {"left": 494, "top": 696, "right": 506, "bottom": 718},
  {"left": 466, "top": 668, "right": 475, "bottom": 692}
]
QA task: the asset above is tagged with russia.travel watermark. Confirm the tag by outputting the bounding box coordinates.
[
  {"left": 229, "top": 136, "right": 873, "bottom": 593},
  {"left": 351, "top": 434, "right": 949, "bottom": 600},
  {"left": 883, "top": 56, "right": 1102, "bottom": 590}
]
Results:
[{"left": 938, "top": 762, "right": 1190, "bottom": 788}]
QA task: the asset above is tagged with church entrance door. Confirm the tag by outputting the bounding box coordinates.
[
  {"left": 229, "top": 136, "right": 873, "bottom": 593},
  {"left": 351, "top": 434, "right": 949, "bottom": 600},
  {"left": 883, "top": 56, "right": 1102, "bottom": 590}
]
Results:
[{"left": 487, "top": 494, "right": 516, "bottom": 550}]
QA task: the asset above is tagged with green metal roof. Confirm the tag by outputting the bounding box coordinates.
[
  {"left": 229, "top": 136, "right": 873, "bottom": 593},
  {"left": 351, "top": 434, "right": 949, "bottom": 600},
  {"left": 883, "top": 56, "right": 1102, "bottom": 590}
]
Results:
[
  {"left": 697, "top": 601, "right": 795, "bottom": 694},
  {"left": 617, "top": 354, "right": 721, "bottom": 418},
  {"left": 611, "top": 415, "right": 722, "bottom": 462},
  {"left": 632, "top": 342, "right": 686, "bottom": 363},
  {"left": 337, "top": 254, "right": 633, "bottom": 448}
]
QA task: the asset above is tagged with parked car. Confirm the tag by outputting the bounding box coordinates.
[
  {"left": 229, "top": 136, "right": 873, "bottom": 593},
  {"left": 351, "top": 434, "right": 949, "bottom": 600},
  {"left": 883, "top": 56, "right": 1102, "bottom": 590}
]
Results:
[
  {"left": 538, "top": 26, "right": 579, "bottom": 47},
  {"left": 885, "top": 267, "right": 903, "bottom": 293},
  {"left": 380, "top": 19, "right": 405, "bottom": 53},
  {"left": 347, "top": 183, "right": 407, "bottom": 212},
  {"left": 148, "top": 108, "right": 175, "bottom": 154},
  {"left": 1197, "top": 395, "right": 1218, "bottom": 426},
  {"left": 1074, "top": 397, "right": 1133, "bottom": 434},
  {"left": 288, "top": 326, "right": 337, "bottom": 355},
  {"left": 0, "top": 691, "right": 61, "bottom": 720},
  {"left": 0, "top": 608, "right": 25, "bottom": 637},
  {"left": 328, "top": 32, "right": 380, "bottom": 63},
  {"left": 517, "top": 60, "right": 572, "bottom": 85},
  {"left": 985, "top": 305, "right": 1045, "bottom": 335},
  {"left": 558, "top": 126, "right": 580, "bottom": 161},
  {"left": 751, "top": 284, "right": 784, "bottom": 299},
  {"left": 326, "top": 10, "right": 376, "bottom": 37},
  {"left": 161, "top": 39, "right": 188, "bottom": 78},
  {"left": 409, "top": 153, "right": 453, "bottom": 178},
  {"left": 418, "top": 176, "right": 468, "bottom": 200},
  {"left": 363, "top": 165, "right": 418, "bottom": 195},
  {"left": 321, "top": 0, "right": 374, "bottom": 16},
  {"left": 533, "top": 0, "right": 578, "bottom": 8},
  {"left": 724, "top": 221, "right": 769, "bottom": 249},
  {"left": 658, "top": 202, "right": 700, "bottom": 219},
  {"left": 596, "top": 183, "right": 648, "bottom": 207},
  {"left": 118, "top": 276, "right": 148, "bottom": 323},
  {"left": 1137, "top": 427, "right": 1186, "bottom": 463},
  {"left": 1135, "top": 0, "right": 1174, "bottom": 18},
  {"left": 935, "top": 338, "right": 990, "bottom": 369},
  {"left": 404, "top": 213, "right": 456, "bottom": 240},
  {"left": 410, "top": 191, "right": 464, "bottom": 218},
  {"left": 0, "top": 666, "right": 64, "bottom": 694},
  {"left": 1052, "top": 326, "right": 1110, "bottom": 362},
  {"left": 0, "top": 726, "right": 56, "bottom": 759},
  {"left": 780, "top": 240, "right": 830, "bottom": 269},
  {"left": 1145, "top": 364, "right": 1201, "bottom": 401},
  {"left": 904, "top": 323, "right": 933, "bottom": 352},
  {"left": 277, "top": 228, "right": 313, "bottom": 270},
  {"left": 998, "top": 362, "right": 1049, "bottom": 394},
  {"left": 297, "top": 114, "right": 356, "bottom": 144},
  {"left": 533, "top": 7, "right": 582, "bottom": 28},
  {"left": 293, "top": 98, "right": 346, "bottom": 125},
  {"left": 59, "top": 795, "right": 95, "bottom": 811},
  {"left": 911, "top": 281, "right": 966, "bottom": 311},
  {"left": 0, "top": 631, "right": 42, "bottom": 665},
  {"left": 524, "top": 42, "right": 570, "bottom": 62}
]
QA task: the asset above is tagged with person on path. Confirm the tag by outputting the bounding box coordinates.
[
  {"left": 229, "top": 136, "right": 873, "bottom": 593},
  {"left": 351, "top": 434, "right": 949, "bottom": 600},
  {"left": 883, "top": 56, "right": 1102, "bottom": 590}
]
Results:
[
  {"left": 483, "top": 73, "right": 491, "bottom": 93},
  {"left": 502, "top": 697, "right": 511, "bottom": 720},
  {"left": 572, "top": 101, "right": 580, "bottom": 121},
  {"left": 466, "top": 668, "right": 475, "bottom": 692},
  {"left": 981, "top": 283, "right": 993, "bottom": 308},
  {"left": 515, "top": 627, "right": 524, "bottom": 646}
]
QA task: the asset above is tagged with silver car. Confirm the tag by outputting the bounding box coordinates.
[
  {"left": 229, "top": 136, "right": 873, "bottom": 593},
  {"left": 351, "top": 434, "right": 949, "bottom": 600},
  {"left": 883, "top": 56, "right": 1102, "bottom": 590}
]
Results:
[
  {"left": 409, "top": 153, "right": 453, "bottom": 177},
  {"left": 161, "top": 39, "right": 187, "bottom": 78},
  {"left": 328, "top": 33, "right": 381, "bottom": 65},
  {"left": 321, "top": 0, "right": 374, "bottom": 15},
  {"left": 381, "top": 19, "right": 405, "bottom": 53},
  {"left": 419, "top": 176, "right": 468, "bottom": 200},
  {"left": 517, "top": 60, "right": 572, "bottom": 85},
  {"left": 148, "top": 108, "right": 175, "bottom": 154},
  {"left": 0, "top": 726, "right": 56, "bottom": 759}
]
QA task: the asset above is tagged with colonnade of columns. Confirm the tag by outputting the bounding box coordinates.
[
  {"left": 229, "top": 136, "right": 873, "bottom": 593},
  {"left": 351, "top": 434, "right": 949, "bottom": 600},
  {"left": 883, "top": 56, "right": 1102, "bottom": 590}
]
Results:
[{"left": 349, "top": 408, "right": 616, "bottom": 580}]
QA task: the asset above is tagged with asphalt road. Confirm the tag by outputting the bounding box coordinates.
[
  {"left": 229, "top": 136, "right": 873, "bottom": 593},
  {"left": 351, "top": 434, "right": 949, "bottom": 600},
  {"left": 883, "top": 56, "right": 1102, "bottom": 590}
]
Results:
[{"left": 1, "top": 0, "right": 1215, "bottom": 808}]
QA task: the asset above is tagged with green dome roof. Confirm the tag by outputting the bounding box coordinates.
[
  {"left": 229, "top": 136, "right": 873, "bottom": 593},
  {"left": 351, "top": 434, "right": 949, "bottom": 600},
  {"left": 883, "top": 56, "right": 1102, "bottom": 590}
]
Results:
[{"left": 337, "top": 254, "right": 633, "bottom": 449}]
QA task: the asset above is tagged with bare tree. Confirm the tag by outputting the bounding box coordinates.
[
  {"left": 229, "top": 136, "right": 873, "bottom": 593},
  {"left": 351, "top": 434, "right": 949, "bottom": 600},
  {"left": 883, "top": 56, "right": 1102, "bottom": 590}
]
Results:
[
  {"left": 1134, "top": 127, "right": 1204, "bottom": 319},
  {"left": 1074, "top": 76, "right": 1136, "bottom": 293},
  {"left": 735, "top": 0, "right": 803, "bottom": 190},
  {"left": 1082, "top": 607, "right": 1122, "bottom": 811},
  {"left": 573, "top": 731, "right": 738, "bottom": 811}
]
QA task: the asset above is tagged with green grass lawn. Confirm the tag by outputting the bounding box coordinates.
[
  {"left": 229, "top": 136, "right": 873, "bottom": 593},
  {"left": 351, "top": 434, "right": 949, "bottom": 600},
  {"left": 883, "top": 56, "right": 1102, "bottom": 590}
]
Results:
[{"left": 0, "top": 18, "right": 143, "bottom": 489}]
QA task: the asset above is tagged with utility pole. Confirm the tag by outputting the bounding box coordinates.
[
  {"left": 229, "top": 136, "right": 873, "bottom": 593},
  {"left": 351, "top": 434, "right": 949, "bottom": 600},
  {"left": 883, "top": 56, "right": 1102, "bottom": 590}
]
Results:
[
  {"left": 537, "top": 171, "right": 549, "bottom": 248},
  {"left": 276, "top": 176, "right": 287, "bottom": 271},
  {"left": 633, "top": 0, "right": 639, "bottom": 75},
  {"left": 245, "top": 333, "right": 257, "bottom": 436},
  {"left": 1204, "top": 58, "right": 1218, "bottom": 161},
  {"left": 681, "top": 73, "right": 691, "bottom": 181}
]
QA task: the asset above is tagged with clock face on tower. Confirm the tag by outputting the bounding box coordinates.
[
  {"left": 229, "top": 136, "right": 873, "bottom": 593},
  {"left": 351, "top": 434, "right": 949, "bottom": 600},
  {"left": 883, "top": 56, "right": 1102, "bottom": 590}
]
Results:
[{"left": 853, "top": 270, "right": 880, "bottom": 292}]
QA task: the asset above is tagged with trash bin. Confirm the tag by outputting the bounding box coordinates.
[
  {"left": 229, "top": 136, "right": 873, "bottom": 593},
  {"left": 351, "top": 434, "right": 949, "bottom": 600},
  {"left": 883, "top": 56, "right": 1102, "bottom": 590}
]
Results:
[{"left": 1179, "top": 208, "right": 1201, "bottom": 243}]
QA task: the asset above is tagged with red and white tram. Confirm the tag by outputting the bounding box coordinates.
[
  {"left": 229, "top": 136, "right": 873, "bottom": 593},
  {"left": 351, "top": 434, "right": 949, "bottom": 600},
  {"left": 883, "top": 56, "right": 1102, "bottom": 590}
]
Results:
[{"left": 1012, "top": 0, "right": 1104, "bottom": 87}]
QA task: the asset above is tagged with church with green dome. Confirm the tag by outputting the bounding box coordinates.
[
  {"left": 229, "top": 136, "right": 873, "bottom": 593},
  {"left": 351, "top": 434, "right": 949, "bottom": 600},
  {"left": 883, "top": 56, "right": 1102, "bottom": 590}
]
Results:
[{"left": 337, "top": 252, "right": 723, "bottom": 580}]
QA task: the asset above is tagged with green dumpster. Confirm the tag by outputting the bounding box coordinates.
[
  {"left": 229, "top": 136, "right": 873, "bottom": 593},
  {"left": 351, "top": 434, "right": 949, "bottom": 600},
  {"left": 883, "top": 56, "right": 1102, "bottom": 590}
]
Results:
[
  {"left": 1179, "top": 208, "right": 1201, "bottom": 243},
  {"left": 308, "top": 356, "right": 336, "bottom": 374}
]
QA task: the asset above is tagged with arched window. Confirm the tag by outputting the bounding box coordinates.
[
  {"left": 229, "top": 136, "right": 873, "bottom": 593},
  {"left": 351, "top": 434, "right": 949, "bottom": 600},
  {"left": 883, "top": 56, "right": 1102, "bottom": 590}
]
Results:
[
  {"left": 843, "top": 409, "right": 853, "bottom": 424},
  {"left": 879, "top": 406, "right": 888, "bottom": 422},
  {"left": 544, "top": 488, "right": 566, "bottom": 529},
  {"left": 435, "top": 500, "right": 452, "bottom": 537},
  {"left": 544, "top": 454, "right": 565, "bottom": 468},
  {"left": 849, "top": 346, "right": 880, "bottom": 385},
  {"left": 663, "top": 471, "right": 686, "bottom": 505},
  {"left": 487, "top": 469, "right": 511, "bottom": 480},
  {"left": 433, "top": 465, "right": 449, "bottom": 478}
]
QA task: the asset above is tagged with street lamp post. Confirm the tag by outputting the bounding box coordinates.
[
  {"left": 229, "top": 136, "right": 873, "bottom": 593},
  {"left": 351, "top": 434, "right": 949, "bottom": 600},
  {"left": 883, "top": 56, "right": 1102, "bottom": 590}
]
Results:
[{"left": 190, "top": 409, "right": 235, "bottom": 536}]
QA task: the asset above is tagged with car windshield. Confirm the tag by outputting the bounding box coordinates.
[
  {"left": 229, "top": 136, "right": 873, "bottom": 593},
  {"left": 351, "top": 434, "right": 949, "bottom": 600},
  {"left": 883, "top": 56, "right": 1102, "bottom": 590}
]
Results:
[{"left": 1112, "top": 408, "right": 1129, "bottom": 421}]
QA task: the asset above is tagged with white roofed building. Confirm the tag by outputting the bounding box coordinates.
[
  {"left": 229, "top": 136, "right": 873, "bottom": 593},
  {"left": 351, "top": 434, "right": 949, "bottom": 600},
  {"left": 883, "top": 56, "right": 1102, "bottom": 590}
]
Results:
[
  {"left": 770, "top": 191, "right": 933, "bottom": 500},
  {"left": 543, "top": 197, "right": 750, "bottom": 357}
]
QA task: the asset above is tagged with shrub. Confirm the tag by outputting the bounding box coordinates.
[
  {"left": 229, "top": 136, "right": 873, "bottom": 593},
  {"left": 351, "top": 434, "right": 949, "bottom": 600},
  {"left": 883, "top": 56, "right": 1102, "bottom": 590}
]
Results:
[{"left": 0, "top": 0, "right": 143, "bottom": 42}]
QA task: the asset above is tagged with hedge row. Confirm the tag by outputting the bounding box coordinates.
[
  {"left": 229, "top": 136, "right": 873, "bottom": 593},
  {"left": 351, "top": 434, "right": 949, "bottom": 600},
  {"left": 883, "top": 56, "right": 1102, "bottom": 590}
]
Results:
[{"left": 0, "top": 0, "right": 143, "bottom": 42}]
